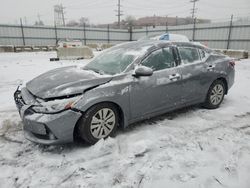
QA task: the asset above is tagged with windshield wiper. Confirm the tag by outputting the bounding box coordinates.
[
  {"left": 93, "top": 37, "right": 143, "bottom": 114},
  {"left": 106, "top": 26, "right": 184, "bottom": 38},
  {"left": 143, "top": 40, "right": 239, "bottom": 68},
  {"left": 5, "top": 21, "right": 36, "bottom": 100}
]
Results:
[{"left": 84, "top": 67, "right": 104, "bottom": 75}]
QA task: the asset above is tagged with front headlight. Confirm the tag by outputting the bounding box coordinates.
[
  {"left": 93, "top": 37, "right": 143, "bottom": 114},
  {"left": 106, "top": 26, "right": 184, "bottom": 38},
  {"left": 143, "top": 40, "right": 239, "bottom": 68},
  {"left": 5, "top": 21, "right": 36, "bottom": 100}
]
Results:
[{"left": 32, "top": 96, "right": 81, "bottom": 114}]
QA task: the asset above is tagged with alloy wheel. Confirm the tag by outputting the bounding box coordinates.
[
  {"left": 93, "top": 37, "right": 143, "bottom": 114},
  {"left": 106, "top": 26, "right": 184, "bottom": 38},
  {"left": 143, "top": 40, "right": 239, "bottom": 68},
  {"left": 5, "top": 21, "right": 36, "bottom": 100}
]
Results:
[
  {"left": 90, "top": 108, "right": 116, "bottom": 139},
  {"left": 210, "top": 84, "right": 224, "bottom": 105}
]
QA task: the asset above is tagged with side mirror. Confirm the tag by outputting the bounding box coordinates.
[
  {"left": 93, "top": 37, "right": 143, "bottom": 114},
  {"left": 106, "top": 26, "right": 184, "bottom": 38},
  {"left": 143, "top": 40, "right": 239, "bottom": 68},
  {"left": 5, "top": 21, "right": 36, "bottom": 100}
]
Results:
[{"left": 133, "top": 66, "right": 153, "bottom": 77}]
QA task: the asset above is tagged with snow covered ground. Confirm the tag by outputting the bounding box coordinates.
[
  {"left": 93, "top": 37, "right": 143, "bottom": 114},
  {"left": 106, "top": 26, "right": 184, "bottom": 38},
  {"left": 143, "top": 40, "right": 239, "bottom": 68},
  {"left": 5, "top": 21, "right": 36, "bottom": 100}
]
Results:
[{"left": 0, "top": 51, "right": 250, "bottom": 188}]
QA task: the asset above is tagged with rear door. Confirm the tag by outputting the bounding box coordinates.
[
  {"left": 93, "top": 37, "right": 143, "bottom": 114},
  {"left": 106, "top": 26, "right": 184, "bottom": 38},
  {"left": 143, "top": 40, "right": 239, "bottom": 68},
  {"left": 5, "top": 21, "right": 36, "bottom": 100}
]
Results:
[{"left": 177, "top": 46, "right": 209, "bottom": 103}]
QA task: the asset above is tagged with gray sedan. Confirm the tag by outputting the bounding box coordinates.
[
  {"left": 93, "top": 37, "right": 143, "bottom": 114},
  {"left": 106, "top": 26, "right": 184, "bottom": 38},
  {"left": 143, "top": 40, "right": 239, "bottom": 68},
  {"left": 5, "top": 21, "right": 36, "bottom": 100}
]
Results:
[{"left": 14, "top": 40, "right": 235, "bottom": 145}]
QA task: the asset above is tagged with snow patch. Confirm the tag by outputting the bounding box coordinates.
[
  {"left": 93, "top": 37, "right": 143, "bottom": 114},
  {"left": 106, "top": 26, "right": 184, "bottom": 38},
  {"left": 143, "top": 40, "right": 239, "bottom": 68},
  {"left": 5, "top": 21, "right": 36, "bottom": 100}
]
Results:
[{"left": 0, "top": 52, "right": 250, "bottom": 188}]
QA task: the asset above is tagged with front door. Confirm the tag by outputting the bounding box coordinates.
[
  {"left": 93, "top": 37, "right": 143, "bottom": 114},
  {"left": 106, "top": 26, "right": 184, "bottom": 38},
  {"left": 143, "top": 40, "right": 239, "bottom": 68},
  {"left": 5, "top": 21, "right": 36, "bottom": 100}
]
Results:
[{"left": 129, "top": 47, "right": 183, "bottom": 120}]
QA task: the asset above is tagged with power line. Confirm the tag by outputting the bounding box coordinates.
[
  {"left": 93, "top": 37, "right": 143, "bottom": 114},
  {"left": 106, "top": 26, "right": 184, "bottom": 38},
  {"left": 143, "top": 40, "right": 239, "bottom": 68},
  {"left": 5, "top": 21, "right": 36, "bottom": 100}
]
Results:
[
  {"left": 123, "top": 1, "right": 185, "bottom": 10},
  {"left": 128, "top": 10, "right": 190, "bottom": 18},
  {"left": 66, "top": 0, "right": 105, "bottom": 9},
  {"left": 201, "top": 1, "right": 250, "bottom": 9},
  {"left": 123, "top": 5, "right": 190, "bottom": 12},
  {"left": 67, "top": 4, "right": 114, "bottom": 10}
]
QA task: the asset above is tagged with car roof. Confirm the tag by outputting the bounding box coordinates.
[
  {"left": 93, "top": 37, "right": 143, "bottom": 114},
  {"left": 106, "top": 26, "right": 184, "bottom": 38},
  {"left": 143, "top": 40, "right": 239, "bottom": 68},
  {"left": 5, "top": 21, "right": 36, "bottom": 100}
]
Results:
[{"left": 113, "top": 40, "right": 208, "bottom": 52}]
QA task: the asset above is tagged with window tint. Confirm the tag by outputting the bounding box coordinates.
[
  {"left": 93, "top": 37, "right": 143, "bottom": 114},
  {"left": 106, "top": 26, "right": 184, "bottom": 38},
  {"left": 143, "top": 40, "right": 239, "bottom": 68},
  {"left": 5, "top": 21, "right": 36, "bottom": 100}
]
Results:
[
  {"left": 178, "top": 47, "right": 200, "bottom": 64},
  {"left": 142, "top": 48, "right": 175, "bottom": 71}
]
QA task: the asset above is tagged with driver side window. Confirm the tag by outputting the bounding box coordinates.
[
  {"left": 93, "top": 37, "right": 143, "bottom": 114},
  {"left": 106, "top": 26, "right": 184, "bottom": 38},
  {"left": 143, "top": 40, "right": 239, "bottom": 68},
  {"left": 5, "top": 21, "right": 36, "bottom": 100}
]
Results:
[{"left": 141, "top": 48, "right": 176, "bottom": 71}]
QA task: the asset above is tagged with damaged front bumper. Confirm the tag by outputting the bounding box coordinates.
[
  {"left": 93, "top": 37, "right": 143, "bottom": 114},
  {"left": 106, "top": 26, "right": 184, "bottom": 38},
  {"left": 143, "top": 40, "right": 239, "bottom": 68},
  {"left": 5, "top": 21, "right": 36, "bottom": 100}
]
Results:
[{"left": 14, "top": 88, "right": 82, "bottom": 145}]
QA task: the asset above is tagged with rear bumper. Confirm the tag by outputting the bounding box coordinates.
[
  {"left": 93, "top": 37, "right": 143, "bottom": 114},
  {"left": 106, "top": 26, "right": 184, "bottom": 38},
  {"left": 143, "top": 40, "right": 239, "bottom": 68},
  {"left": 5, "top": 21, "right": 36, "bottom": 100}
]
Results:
[
  {"left": 227, "top": 67, "right": 235, "bottom": 91},
  {"left": 14, "top": 89, "right": 82, "bottom": 145}
]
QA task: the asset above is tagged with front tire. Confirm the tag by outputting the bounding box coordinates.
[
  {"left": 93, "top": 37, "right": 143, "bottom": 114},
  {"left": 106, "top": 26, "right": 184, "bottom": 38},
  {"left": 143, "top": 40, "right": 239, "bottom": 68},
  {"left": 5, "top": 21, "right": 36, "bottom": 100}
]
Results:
[
  {"left": 203, "top": 80, "right": 225, "bottom": 109},
  {"left": 77, "top": 103, "right": 118, "bottom": 144}
]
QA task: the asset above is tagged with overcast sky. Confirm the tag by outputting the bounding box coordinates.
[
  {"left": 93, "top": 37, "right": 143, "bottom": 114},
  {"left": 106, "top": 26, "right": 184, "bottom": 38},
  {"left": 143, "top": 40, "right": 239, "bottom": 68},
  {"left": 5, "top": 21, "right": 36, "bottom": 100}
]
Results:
[{"left": 0, "top": 0, "right": 249, "bottom": 25}]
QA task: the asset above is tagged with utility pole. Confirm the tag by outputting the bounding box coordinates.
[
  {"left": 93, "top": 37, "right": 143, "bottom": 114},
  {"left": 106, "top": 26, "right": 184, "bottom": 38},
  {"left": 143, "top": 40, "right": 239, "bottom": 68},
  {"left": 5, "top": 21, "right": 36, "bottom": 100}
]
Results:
[
  {"left": 61, "top": 4, "right": 66, "bottom": 27},
  {"left": 192, "top": 17, "right": 197, "bottom": 41},
  {"left": 115, "top": 0, "right": 123, "bottom": 28},
  {"left": 190, "top": 0, "right": 199, "bottom": 20},
  {"left": 20, "top": 18, "right": 25, "bottom": 46}
]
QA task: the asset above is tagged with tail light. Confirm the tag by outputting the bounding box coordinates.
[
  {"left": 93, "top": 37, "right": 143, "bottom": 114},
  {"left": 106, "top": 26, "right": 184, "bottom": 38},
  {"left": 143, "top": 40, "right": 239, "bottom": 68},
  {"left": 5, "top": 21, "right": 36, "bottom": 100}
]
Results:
[{"left": 229, "top": 60, "right": 235, "bottom": 68}]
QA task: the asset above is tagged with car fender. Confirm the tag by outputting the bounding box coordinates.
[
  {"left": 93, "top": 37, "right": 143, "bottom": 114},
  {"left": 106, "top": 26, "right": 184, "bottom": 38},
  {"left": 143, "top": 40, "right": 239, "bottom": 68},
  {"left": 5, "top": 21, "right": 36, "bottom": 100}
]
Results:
[{"left": 73, "top": 76, "right": 133, "bottom": 128}]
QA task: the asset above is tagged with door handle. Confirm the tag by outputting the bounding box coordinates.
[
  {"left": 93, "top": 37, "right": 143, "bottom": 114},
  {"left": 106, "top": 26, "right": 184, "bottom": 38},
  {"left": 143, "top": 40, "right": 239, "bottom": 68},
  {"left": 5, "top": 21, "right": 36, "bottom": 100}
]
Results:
[
  {"left": 207, "top": 64, "right": 215, "bottom": 71},
  {"left": 169, "top": 73, "right": 181, "bottom": 81}
]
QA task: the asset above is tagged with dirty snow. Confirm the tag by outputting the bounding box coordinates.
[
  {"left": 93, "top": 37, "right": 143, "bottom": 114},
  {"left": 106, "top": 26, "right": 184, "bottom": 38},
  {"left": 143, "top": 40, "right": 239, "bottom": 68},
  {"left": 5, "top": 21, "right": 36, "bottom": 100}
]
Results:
[{"left": 0, "top": 52, "right": 250, "bottom": 188}]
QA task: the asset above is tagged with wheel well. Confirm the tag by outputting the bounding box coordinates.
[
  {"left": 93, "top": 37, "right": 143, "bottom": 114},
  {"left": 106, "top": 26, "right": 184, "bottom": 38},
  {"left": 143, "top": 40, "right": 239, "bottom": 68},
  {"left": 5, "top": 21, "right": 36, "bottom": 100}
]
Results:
[
  {"left": 217, "top": 77, "right": 228, "bottom": 94},
  {"left": 107, "top": 102, "right": 125, "bottom": 128},
  {"left": 73, "top": 101, "right": 124, "bottom": 141}
]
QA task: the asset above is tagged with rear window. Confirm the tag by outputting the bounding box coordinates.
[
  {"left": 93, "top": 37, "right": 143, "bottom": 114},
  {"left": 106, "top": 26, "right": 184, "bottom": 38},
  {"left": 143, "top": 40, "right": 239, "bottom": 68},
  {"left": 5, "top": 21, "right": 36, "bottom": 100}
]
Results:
[
  {"left": 198, "top": 49, "right": 210, "bottom": 61},
  {"left": 206, "top": 55, "right": 223, "bottom": 63}
]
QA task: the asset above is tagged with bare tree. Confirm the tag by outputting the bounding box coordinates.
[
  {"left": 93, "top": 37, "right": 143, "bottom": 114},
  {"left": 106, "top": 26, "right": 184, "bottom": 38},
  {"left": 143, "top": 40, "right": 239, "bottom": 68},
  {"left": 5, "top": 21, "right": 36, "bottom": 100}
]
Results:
[
  {"left": 66, "top": 20, "right": 79, "bottom": 27},
  {"left": 34, "top": 20, "right": 44, "bottom": 26},
  {"left": 79, "top": 17, "right": 90, "bottom": 27},
  {"left": 125, "top": 15, "right": 136, "bottom": 26}
]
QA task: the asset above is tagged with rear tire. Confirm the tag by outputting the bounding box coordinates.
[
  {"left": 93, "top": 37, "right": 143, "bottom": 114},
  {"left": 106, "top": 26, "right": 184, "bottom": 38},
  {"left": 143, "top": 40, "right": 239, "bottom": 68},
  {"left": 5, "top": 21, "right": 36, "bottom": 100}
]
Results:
[
  {"left": 77, "top": 103, "right": 118, "bottom": 145},
  {"left": 203, "top": 80, "right": 225, "bottom": 109}
]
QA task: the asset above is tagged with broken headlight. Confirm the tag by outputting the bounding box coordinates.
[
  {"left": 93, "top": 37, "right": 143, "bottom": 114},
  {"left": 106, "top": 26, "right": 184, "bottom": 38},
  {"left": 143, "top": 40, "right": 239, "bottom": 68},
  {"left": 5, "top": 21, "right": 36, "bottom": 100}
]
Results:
[{"left": 32, "top": 96, "right": 81, "bottom": 114}]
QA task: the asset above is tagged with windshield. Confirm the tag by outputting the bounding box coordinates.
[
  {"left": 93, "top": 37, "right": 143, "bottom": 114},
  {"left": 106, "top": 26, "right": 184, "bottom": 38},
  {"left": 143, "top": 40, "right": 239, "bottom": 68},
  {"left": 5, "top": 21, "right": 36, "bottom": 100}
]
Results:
[{"left": 83, "top": 47, "right": 145, "bottom": 75}]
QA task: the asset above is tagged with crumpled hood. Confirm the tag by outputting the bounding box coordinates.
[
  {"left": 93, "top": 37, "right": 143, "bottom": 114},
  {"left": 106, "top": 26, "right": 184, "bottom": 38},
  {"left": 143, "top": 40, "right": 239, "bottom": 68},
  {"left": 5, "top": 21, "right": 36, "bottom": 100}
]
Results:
[{"left": 26, "top": 66, "right": 112, "bottom": 99}]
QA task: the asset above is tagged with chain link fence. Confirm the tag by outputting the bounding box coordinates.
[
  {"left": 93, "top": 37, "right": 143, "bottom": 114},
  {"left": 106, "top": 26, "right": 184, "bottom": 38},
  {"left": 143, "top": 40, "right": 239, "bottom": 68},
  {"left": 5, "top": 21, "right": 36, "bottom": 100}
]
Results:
[{"left": 0, "top": 19, "right": 250, "bottom": 51}]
